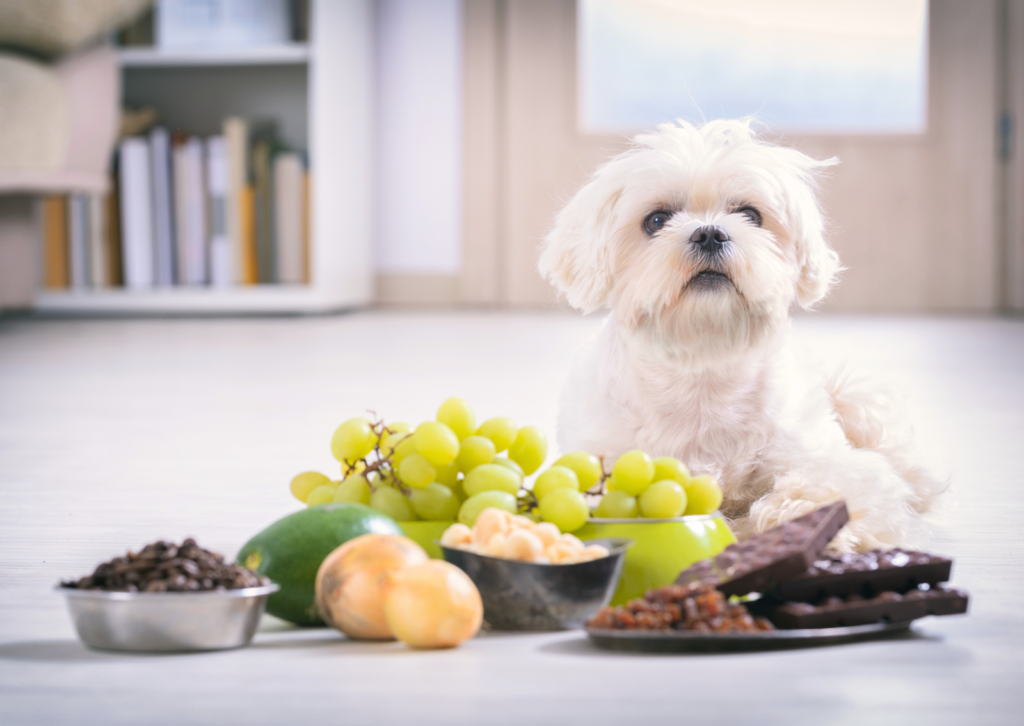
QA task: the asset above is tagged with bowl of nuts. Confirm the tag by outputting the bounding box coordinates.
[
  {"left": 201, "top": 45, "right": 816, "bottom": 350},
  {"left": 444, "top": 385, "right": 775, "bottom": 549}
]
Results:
[
  {"left": 439, "top": 508, "right": 631, "bottom": 630},
  {"left": 58, "top": 538, "right": 279, "bottom": 652}
]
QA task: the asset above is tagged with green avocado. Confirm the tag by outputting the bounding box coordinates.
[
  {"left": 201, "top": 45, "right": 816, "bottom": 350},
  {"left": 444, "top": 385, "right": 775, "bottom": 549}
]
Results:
[{"left": 237, "top": 503, "right": 401, "bottom": 626}]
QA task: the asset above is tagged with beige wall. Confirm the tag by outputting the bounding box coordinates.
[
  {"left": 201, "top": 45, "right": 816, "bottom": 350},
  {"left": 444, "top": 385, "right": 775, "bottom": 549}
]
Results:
[{"left": 460, "top": 0, "right": 1023, "bottom": 312}]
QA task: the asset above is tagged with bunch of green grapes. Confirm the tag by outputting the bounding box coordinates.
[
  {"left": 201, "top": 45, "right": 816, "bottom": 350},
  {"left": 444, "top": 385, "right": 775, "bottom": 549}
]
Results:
[
  {"left": 287, "top": 397, "right": 549, "bottom": 526},
  {"left": 523, "top": 449, "right": 724, "bottom": 532},
  {"left": 590, "top": 450, "right": 723, "bottom": 520}
]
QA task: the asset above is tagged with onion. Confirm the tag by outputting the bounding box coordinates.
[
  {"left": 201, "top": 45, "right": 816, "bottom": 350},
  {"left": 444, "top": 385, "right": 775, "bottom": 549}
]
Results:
[
  {"left": 383, "top": 560, "right": 483, "bottom": 649},
  {"left": 315, "top": 534, "right": 428, "bottom": 640}
]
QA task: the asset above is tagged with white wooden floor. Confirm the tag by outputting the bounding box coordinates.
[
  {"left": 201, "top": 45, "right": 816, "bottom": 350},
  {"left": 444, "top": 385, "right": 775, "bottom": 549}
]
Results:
[{"left": 1, "top": 311, "right": 1022, "bottom": 725}]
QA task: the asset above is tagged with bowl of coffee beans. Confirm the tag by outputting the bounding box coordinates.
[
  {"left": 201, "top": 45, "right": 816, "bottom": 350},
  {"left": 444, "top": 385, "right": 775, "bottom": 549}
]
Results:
[{"left": 58, "top": 538, "right": 279, "bottom": 652}]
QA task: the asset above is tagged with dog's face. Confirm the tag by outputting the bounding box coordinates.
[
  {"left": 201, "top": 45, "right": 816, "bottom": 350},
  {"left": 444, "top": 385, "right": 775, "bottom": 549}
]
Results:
[{"left": 540, "top": 120, "right": 841, "bottom": 360}]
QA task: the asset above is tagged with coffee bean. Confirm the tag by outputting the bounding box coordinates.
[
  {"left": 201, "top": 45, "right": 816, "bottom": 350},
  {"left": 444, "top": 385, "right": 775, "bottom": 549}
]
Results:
[{"left": 60, "top": 539, "right": 268, "bottom": 593}]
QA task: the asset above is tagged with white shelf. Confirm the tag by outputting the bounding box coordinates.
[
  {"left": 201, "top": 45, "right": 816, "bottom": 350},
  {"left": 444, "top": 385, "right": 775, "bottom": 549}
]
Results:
[
  {"left": 36, "top": 1, "right": 375, "bottom": 316},
  {"left": 34, "top": 286, "right": 359, "bottom": 315},
  {"left": 117, "top": 44, "right": 310, "bottom": 67}
]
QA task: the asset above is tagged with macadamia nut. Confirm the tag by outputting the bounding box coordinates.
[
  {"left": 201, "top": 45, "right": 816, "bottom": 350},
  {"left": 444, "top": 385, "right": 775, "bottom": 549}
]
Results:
[{"left": 440, "top": 508, "right": 610, "bottom": 565}]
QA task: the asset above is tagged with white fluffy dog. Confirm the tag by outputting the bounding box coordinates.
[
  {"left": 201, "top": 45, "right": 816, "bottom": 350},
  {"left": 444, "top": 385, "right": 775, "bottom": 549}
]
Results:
[{"left": 539, "top": 119, "right": 943, "bottom": 552}]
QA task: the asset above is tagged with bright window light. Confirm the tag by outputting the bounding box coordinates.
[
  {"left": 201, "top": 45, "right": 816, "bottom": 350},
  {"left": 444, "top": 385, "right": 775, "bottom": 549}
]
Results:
[{"left": 579, "top": 0, "right": 928, "bottom": 134}]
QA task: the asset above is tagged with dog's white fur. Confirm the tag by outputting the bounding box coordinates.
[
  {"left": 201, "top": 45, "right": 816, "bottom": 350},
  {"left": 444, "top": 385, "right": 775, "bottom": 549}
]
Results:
[{"left": 539, "top": 119, "right": 943, "bottom": 551}]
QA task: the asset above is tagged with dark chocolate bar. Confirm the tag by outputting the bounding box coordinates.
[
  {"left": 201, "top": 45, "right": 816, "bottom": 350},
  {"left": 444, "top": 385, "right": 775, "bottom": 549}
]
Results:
[
  {"left": 769, "top": 586, "right": 969, "bottom": 629},
  {"left": 675, "top": 501, "right": 849, "bottom": 596},
  {"left": 770, "top": 549, "right": 952, "bottom": 602}
]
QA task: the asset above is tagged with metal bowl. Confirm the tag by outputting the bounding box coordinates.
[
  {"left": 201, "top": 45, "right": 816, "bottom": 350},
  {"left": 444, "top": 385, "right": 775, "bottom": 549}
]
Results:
[
  {"left": 59, "top": 584, "right": 279, "bottom": 652},
  {"left": 441, "top": 538, "right": 631, "bottom": 631}
]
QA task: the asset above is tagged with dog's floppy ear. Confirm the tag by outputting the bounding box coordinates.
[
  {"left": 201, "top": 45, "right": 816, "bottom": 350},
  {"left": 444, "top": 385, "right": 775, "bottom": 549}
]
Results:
[
  {"left": 793, "top": 202, "right": 842, "bottom": 309},
  {"left": 780, "top": 151, "right": 842, "bottom": 309},
  {"left": 538, "top": 172, "right": 624, "bottom": 313}
]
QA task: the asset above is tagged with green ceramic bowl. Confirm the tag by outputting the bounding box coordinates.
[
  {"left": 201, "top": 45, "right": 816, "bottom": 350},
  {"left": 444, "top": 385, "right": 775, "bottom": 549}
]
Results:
[
  {"left": 576, "top": 513, "right": 735, "bottom": 605},
  {"left": 398, "top": 521, "right": 454, "bottom": 559}
]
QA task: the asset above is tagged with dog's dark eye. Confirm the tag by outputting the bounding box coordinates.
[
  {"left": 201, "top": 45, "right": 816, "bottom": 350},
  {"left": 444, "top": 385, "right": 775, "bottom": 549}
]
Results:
[
  {"left": 643, "top": 210, "right": 673, "bottom": 236},
  {"left": 735, "top": 206, "right": 762, "bottom": 227}
]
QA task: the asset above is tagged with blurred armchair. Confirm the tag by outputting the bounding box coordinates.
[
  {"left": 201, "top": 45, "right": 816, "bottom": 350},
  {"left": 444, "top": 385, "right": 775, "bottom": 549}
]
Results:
[{"left": 0, "top": 0, "right": 151, "bottom": 193}]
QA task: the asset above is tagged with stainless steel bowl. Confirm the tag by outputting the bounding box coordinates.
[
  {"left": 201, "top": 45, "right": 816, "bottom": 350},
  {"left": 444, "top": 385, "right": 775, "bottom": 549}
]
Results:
[
  {"left": 59, "top": 584, "right": 279, "bottom": 652},
  {"left": 441, "top": 538, "right": 631, "bottom": 631}
]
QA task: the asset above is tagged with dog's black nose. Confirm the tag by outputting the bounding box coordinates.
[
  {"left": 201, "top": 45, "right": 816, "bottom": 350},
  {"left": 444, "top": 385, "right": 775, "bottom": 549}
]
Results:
[{"left": 689, "top": 225, "right": 729, "bottom": 253}]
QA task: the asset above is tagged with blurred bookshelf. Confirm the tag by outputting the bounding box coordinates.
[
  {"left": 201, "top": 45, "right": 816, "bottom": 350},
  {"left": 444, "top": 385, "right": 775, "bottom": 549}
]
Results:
[{"left": 34, "top": 0, "right": 373, "bottom": 315}]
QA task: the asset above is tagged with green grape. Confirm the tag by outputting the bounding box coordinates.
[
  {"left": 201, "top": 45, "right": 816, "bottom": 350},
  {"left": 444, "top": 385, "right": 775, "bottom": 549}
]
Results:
[
  {"left": 594, "top": 490, "right": 638, "bottom": 518},
  {"left": 476, "top": 417, "right": 518, "bottom": 452},
  {"left": 455, "top": 435, "right": 496, "bottom": 473},
  {"left": 390, "top": 434, "right": 418, "bottom": 467},
  {"left": 414, "top": 421, "right": 460, "bottom": 466},
  {"left": 611, "top": 449, "right": 655, "bottom": 496},
  {"left": 333, "top": 474, "right": 371, "bottom": 505},
  {"left": 508, "top": 425, "right": 547, "bottom": 475},
  {"left": 434, "top": 461, "right": 460, "bottom": 487},
  {"left": 684, "top": 474, "right": 723, "bottom": 515},
  {"left": 532, "top": 465, "right": 580, "bottom": 501},
  {"left": 398, "top": 453, "right": 436, "bottom": 489},
  {"left": 490, "top": 456, "right": 524, "bottom": 481},
  {"left": 553, "top": 451, "right": 603, "bottom": 491},
  {"left": 373, "top": 469, "right": 398, "bottom": 488},
  {"left": 653, "top": 456, "right": 690, "bottom": 486},
  {"left": 306, "top": 483, "right": 339, "bottom": 507},
  {"left": 290, "top": 471, "right": 332, "bottom": 503},
  {"left": 370, "top": 486, "right": 417, "bottom": 521},
  {"left": 330, "top": 417, "right": 376, "bottom": 462},
  {"left": 437, "top": 397, "right": 477, "bottom": 441},
  {"left": 410, "top": 482, "right": 461, "bottom": 521},
  {"left": 463, "top": 463, "right": 521, "bottom": 497},
  {"left": 457, "top": 491, "right": 517, "bottom": 526},
  {"left": 639, "top": 480, "right": 688, "bottom": 518},
  {"left": 447, "top": 477, "right": 467, "bottom": 502},
  {"left": 538, "top": 488, "right": 589, "bottom": 533},
  {"left": 379, "top": 423, "right": 411, "bottom": 458}
]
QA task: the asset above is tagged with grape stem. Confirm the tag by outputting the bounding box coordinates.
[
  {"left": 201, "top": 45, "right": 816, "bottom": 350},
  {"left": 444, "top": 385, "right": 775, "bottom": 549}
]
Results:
[
  {"left": 517, "top": 488, "right": 539, "bottom": 514},
  {"left": 343, "top": 417, "right": 412, "bottom": 496}
]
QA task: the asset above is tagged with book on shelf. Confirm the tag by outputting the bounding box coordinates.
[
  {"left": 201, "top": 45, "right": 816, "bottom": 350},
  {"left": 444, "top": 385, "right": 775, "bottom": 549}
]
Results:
[
  {"left": 172, "top": 136, "right": 207, "bottom": 285},
  {"left": 252, "top": 136, "right": 278, "bottom": 284},
  {"left": 205, "top": 136, "right": 232, "bottom": 287},
  {"left": 119, "top": 137, "right": 156, "bottom": 288},
  {"left": 88, "top": 194, "right": 107, "bottom": 288},
  {"left": 274, "top": 152, "right": 306, "bottom": 284},
  {"left": 42, "top": 118, "right": 308, "bottom": 294},
  {"left": 149, "top": 127, "right": 176, "bottom": 286},
  {"left": 105, "top": 178, "right": 123, "bottom": 287},
  {"left": 224, "top": 116, "right": 254, "bottom": 285},
  {"left": 42, "top": 196, "right": 69, "bottom": 289},
  {"left": 68, "top": 195, "right": 89, "bottom": 289},
  {"left": 41, "top": 191, "right": 120, "bottom": 291}
]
